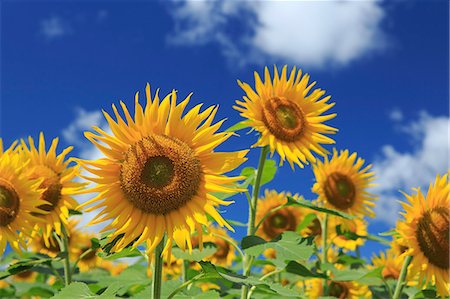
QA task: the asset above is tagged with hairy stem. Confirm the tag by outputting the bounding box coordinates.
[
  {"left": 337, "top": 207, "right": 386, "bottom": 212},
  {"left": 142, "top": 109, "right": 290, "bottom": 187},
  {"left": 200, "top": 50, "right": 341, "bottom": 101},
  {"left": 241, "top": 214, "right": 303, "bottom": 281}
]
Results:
[
  {"left": 151, "top": 236, "right": 166, "bottom": 299},
  {"left": 241, "top": 146, "right": 269, "bottom": 299},
  {"left": 392, "top": 255, "right": 413, "bottom": 299}
]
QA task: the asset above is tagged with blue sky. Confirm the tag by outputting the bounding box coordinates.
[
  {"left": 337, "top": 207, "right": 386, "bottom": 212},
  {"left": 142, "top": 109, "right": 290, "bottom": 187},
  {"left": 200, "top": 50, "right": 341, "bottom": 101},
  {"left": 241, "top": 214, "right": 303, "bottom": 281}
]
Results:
[{"left": 1, "top": 0, "right": 448, "bottom": 258}]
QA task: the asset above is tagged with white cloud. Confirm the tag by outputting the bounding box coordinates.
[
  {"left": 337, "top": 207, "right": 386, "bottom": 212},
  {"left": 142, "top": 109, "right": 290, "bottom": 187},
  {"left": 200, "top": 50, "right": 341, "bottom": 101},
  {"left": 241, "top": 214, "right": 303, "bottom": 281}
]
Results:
[
  {"left": 40, "top": 16, "right": 71, "bottom": 40},
  {"left": 373, "top": 112, "right": 449, "bottom": 225},
  {"left": 62, "top": 108, "right": 109, "bottom": 233},
  {"left": 167, "top": 0, "right": 386, "bottom": 69},
  {"left": 389, "top": 108, "right": 404, "bottom": 122}
]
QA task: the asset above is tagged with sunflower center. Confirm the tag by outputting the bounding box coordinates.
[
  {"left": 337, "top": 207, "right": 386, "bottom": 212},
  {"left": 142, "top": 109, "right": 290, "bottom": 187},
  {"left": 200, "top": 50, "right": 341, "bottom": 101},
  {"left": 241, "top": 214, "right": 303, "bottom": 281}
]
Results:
[
  {"left": 120, "top": 135, "right": 202, "bottom": 215},
  {"left": 214, "top": 238, "right": 230, "bottom": 259},
  {"left": 270, "top": 213, "right": 288, "bottom": 228},
  {"left": 261, "top": 97, "right": 305, "bottom": 142},
  {"left": 81, "top": 247, "right": 97, "bottom": 261},
  {"left": 0, "top": 179, "right": 20, "bottom": 227},
  {"left": 324, "top": 172, "right": 356, "bottom": 210},
  {"left": 416, "top": 207, "right": 449, "bottom": 269},
  {"left": 328, "top": 281, "right": 349, "bottom": 299},
  {"left": 307, "top": 218, "right": 322, "bottom": 237},
  {"left": 30, "top": 166, "right": 62, "bottom": 214},
  {"left": 262, "top": 209, "right": 297, "bottom": 239},
  {"left": 16, "top": 270, "right": 33, "bottom": 279}
]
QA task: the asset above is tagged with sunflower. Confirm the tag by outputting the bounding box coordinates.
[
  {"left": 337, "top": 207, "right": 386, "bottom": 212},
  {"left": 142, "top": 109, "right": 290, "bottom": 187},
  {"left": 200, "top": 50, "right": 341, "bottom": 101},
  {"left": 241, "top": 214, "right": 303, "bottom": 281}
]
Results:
[
  {"left": 397, "top": 173, "right": 449, "bottom": 297},
  {"left": 99, "top": 260, "right": 128, "bottom": 276},
  {"left": 330, "top": 217, "right": 367, "bottom": 252},
  {"left": 74, "top": 231, "right": 102, "bottom": 272},
  {"left": 234, "top": 65, "right": 337, "bottom": 169},
  {"left": 255, "top": 189, "right": 303, "bottom": 240},
  {"left": 371, "top": 250, "right": 402, "bottom": 280},
  {"left": 29, "top": 219, "right": 81, "bottom": 258},
  {"left": 203, "top": 225, "right": 236, "bottom": 267},
  {"left": 312, "top": 149, "right": 376, "bottom": 218},
  {"left": 20, "top": 133, "right": 82, "bottom": 245},
  {"left": 79, "top": 84, "right": 248, "bottom": 258},
  {"left": 0, "top": 140, "right": 45, "bottom": 254},
  {"left": 305, "top": 278, "right": 371, "bottom": 299},
  {"left": 12, "top": 270, "right": 38, "bottom": 282}
]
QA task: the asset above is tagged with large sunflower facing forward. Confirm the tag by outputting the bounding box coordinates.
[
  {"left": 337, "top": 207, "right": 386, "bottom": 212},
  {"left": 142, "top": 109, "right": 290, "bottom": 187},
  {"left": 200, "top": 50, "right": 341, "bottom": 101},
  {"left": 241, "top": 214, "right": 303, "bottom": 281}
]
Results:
[
  {"left": 0, "top": 140, "right": 45, "bottom": 254},
  {"left": 234, "top": 65, "right": 337, "bottom": 169},
  {"left": 312, "top": 149, "right": 376, "bottom": 218},
  {"left": 397, "top": 173, "right": 449, "bottom": 297},
  {"left": 21, "top": 133, "right": 82, "bottom": 244},
  {"left": 255, "top": 190, "right": 302, "bottom": 240},
  {"left": 80, "top": 84, "right": 248, "bottom": 257}
]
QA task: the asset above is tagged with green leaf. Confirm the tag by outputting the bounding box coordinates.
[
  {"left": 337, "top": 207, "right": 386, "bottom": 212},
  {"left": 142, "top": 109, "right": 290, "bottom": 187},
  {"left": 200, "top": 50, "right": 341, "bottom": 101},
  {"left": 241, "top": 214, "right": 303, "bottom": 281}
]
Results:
[
  {"left": 14, "top": 282, "right": 55, "bottom": 298},
  {"left": 296, "top": 213, "right": 318, "bottom": 232},
  {"left": 227, "top": 219, "right": 247, "bottom": 227},
  {"left": 101, "top": 233, "right": 124, "bottom": 253},
  {"left": 225, "top": 120, "right": 251, "bottom": 132},
  {"left": 50, "top": 282, "right": 97, "bottom": 299},
  {"left": 240, "top": 159, "right": 277, "bottom": 188},
  {"left": 98, "top": 246, "right": 142, "bottom": 260},
  {"left": 5, "top": 256, "right": 55, "bottom": 277},
  {"left": 357, "top": 267, "right": 384, "bottom": 286},
  {"left": 172, "top": 245, "right": 217, "bottom": 262},
  {"left": 363, "top": 233, "right": 391, "bottom": 246},
  {"left": 68, "top": 209, "right": 83, "bottom": 216},
  {"left": 198, "top": 262, "right": 298, "bottom": 297},
  {"left": 285, "top": 261, "right": 326, "bottom": 278},
  {"left": 242, "top": 231, "right": 314, "bottom": 263},
  {"left": 286, "top": 197, "right": 355, "bottom": 219}
]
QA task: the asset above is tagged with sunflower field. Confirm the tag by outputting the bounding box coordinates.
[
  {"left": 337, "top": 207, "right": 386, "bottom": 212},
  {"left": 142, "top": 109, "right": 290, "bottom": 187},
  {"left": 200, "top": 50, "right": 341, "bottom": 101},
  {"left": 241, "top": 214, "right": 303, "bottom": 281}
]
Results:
[{"left": 0, "top": 66, "right": 448, "bottom": 299}]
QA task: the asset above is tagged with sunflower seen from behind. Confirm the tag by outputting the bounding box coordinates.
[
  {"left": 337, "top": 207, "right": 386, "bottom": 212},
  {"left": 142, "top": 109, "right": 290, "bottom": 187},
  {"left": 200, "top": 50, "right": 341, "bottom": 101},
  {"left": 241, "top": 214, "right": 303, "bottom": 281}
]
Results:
[
  {"left": 255, "top": 189, "right": 302, "bottom": 240},
  {"left": 21, "top": 133, "right": 82, "bottom": 245},
  {"left": 397, "top": 173, "right": 449, "bottom": 297},
  {"left": 312, "top": 149, "right": 376, "bottom": 218},
  {"left": 80, "top": 84, "right": 248, "bottom": 258},
  {"left": 0, "top": 140, "right": 45, "bottom": 254},
  {"left": 234, "top": 65, "right": 337, "bottom": 169}
]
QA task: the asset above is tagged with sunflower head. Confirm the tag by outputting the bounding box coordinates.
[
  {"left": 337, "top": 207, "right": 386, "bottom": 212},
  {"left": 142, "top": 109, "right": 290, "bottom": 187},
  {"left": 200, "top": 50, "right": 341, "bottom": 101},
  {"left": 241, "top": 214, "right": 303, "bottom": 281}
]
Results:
[
  {"left": 80, "top": 84, "right": 248, "bottom": 258},
  {"left": 256, "top": 190, "right": 303, "bottom": 240},
  {"left": 371, "top": 250, "right": 402, "bottom": 280},
  {"left": 398, "top": 173, "right": 449, "bottom": 297},
  {"left": 331, "top": 217, "right": 367, "bottom": 252},
  {"left": 312, "top": 149, "right": 376, "bottom": 218},
  {"left": 234, "top": 65, "right": 337, "bottom": 169},
  {"left": 20, "top": 133, "right": 82, "bottom": 243},
  {"left": 304, "top": 278, "right": 371, "bottom": 299},
  {"left": 0, "top": 140, "right": 45, "bottom": 254},
  {"left": 203, "top": 225, "right": 236, "bottom": 267}
]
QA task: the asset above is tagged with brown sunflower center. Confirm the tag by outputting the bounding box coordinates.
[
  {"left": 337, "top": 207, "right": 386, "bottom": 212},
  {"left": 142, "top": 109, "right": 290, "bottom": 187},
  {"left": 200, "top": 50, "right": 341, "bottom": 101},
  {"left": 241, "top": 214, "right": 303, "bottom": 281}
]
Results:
[
  {"left": 306, "top": 218, "right": 322, "bottom": 237},
  {"left": 120, "top": 135, "right": 202, "bottom": 215},
  {"left": 328, "top": 281, "right": 349, "bottom": 299},
  {"left": 416, "top": 207, "right": 449, "bottom": 269},
  {"left": 30, "top": 166, "right": 62, "bottom": 214},
  {"left": 0, "top": 179, "right": 20, "bottom": 226},
  {"left": 261, "top": 97, "right": 305, "bottom": 142},
  {"left": 324, "top": 172, "right": 356, "bottom": 210},
  {"left": 81, "top": 247, "right": 97, "bottom": 261},
  {"left": 262, "top": 209, "right": 297, "bottom": 239},
  {"left": 16, "top": 270, "right": 33, "bottom": 279},
  {"left": 214, "top": 238, "right": 230, "bottom": 259}
]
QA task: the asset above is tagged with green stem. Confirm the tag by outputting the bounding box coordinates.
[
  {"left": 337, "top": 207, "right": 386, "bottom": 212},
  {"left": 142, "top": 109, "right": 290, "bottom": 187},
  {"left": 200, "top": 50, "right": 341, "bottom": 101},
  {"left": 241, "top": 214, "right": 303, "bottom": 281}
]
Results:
[
  {"left": 241, "top": 146, "right": 269, "bottom": 299},
  {"left": 167, "top": 274, "right": 203, "bottom": 299},
  {"left": 151, "top": 236, "right": 166, "bottom": 299},
  {"left": 392, "top": 255, "right": 413, "bottom": 299},
  {"left": 60, "top": 226, "right": 72, "bottom": 286},
  {"left": 182, "top": 260, "right": 189, "bottom": 283},
  {"left": 247, "top": 268, "right": 284, "bottom": 299},
  {"left": 321, "top": 213, "right": 329, "bottom": 296}
]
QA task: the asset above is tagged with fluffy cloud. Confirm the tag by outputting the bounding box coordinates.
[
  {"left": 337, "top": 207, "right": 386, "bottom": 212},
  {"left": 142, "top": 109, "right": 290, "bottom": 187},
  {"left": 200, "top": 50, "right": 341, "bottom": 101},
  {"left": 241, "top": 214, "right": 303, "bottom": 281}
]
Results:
[
  {"left": 40, "top": 16, "right": 71, "bottom": 40},
  {"left": 372, "top": 112, "right": 449, "bottom": 225},
  {"left": 167, "top": 0, "right": 386, "bottom": 69},
  {"left": 62, "top": 108, "right": 108, "bottom": 232}
]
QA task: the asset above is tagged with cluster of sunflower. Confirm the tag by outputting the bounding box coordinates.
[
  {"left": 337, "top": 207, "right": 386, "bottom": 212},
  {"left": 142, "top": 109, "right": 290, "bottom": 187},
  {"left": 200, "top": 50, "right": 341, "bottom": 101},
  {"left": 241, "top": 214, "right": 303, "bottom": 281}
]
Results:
[{"left": 0, "top": 66, "right": 448, "bottom": 299}]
